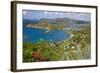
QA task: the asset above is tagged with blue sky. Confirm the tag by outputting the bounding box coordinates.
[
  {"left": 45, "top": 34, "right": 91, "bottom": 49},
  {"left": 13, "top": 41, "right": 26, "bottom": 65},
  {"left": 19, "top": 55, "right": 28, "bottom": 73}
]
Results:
[{"left": 23, "top": 10, "right": 91, "bottom": 21}]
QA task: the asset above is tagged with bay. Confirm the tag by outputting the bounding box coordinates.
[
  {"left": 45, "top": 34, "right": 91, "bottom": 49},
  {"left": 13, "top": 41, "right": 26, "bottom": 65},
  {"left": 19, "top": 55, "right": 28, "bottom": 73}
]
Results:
[{"left": 23, "top": 27, "right": 70, "bottom": 43}]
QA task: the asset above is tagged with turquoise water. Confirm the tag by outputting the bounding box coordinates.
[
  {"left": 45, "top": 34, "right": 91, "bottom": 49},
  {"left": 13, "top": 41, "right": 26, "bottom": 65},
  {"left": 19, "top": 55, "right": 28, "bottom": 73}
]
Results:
[{"left": 23, "top": 27, "right": 70, "bottom": 43}]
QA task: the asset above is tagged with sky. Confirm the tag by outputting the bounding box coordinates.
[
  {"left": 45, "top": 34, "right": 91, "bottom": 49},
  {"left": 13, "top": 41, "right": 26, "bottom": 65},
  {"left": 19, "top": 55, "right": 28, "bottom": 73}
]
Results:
[{"left": 23, "top": 10, "right": 91, "bottom": 21}]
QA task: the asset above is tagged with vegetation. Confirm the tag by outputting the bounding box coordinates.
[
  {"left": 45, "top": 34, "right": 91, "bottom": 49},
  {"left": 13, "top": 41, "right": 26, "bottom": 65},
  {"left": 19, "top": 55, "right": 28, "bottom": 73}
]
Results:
[
  {"left": 23, "top": 25, "right": 91, "bottom": 62},
  {"left": 26, "top": 21, "right": 65, "bottom": 31}
]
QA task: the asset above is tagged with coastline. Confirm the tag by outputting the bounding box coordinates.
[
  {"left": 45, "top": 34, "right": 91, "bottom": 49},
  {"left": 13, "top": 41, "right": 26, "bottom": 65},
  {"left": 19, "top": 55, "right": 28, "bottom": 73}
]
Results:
[
  {"left": 25, "top": 24, "right": 73, "bottom": 43},
  {"left": 26, "top": 24, "right": 48, "bottom": 30}
]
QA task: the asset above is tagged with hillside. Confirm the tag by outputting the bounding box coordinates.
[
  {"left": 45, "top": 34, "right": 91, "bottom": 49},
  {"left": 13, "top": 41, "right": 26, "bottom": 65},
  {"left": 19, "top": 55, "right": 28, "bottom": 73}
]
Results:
[{"left": 24, "top": 17, "right": 90, "bottom": 31}]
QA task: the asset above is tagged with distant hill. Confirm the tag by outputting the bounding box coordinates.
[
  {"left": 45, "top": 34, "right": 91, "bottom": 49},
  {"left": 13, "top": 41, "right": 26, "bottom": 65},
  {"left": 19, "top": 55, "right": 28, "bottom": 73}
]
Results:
[
  {"left": 39, "top": 17, "right": 90, "bottom": 24},
  {"left": 23, "top": 17, "right": 90, "bottom": 31},
  {"left": 23, "top": 17, "right": 91, "bottom": 32},
  {"left": 23, "top": 17, "right": 90, "bottom": 26}
]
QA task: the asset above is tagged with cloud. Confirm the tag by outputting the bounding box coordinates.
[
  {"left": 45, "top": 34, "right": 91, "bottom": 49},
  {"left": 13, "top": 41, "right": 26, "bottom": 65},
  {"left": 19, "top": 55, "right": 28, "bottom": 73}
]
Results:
[
  {"left": 23, "top": 11, "right": 27, "bottom": 15},
  {"left": 23, "top": 10, "right": 91, "bottom": 21}
]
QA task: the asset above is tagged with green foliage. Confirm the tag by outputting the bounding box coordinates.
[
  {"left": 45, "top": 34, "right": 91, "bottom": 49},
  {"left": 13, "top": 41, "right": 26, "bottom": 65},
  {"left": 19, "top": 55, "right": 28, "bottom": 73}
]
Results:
[
  {"left": 23, "top": 42, "right": 36, "bottom": 62},
  {"left": 23, "top": 26, "right": 91, "bottom": 62}
]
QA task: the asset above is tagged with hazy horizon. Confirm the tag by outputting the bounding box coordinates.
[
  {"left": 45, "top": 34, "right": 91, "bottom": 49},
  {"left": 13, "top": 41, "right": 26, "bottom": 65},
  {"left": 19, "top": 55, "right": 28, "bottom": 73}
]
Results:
[{"left": 23, "top": 10, "right": 91, "bottom": 21}]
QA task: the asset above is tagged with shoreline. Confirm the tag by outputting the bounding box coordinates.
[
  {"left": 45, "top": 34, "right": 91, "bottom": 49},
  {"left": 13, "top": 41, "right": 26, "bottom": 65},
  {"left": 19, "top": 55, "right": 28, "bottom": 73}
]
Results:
[
  {"left": 63, "top": 33, "right": 73, "bottom": 42},
  {"left": 25, "top": 25, "right": 74, "bottom": 43},
  {"left": 26, "top": 24, "right": 48, "bottom": 30}
]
